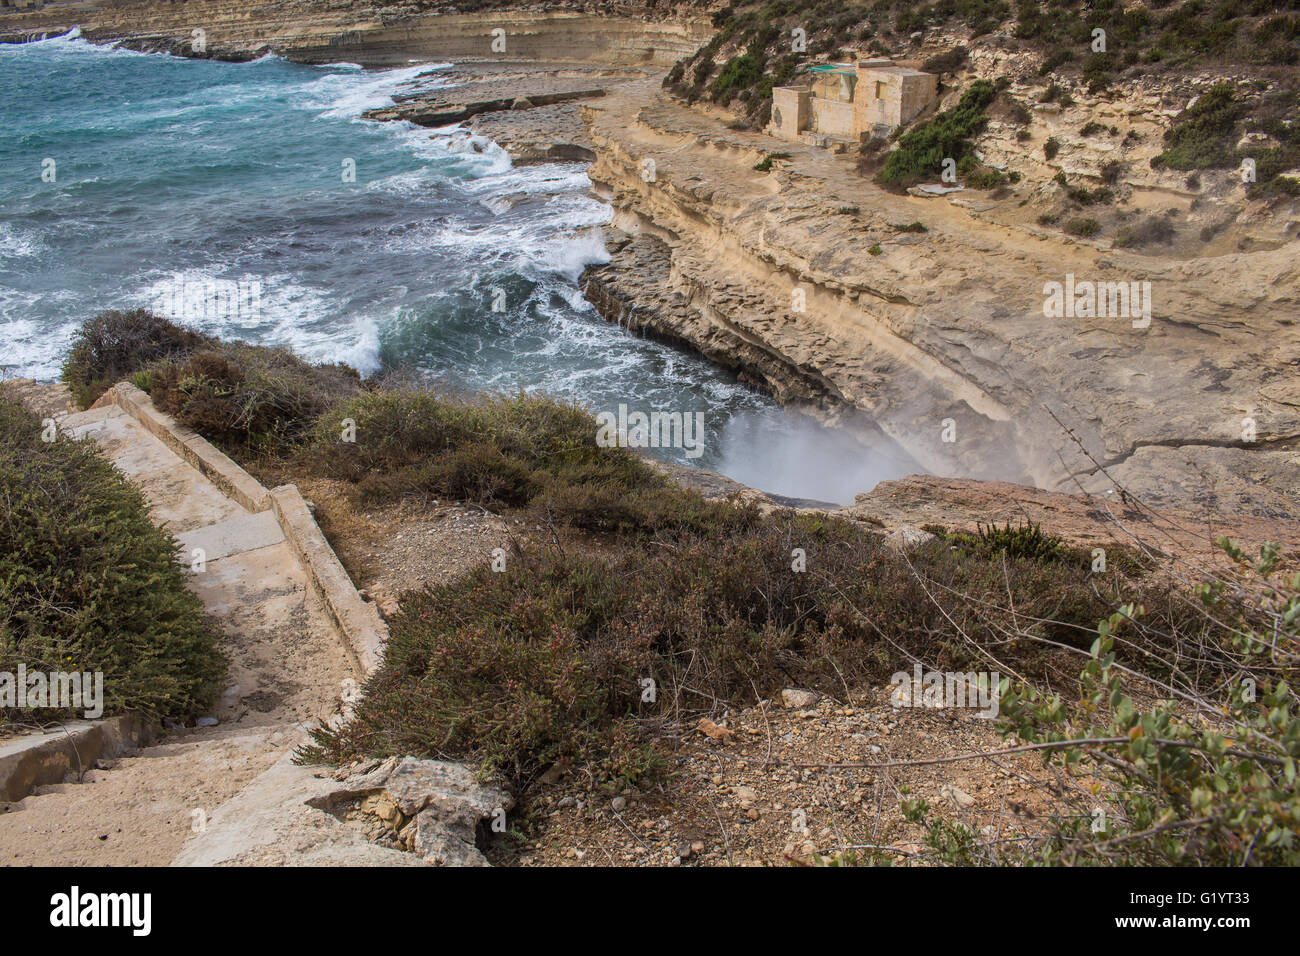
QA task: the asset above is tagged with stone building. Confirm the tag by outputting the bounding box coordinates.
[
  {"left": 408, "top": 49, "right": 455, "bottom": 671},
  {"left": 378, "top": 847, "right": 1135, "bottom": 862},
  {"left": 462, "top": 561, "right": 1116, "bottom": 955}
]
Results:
[{"left": 770, "top": 59, "right": 937, "bottom": 146}]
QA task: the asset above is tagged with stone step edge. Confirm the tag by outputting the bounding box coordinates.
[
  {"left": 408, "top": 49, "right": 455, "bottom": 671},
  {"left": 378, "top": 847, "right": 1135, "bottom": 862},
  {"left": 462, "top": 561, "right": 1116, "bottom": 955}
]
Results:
[
  {"left": 268, "top": 484, "right": 385, "bottom": 678},
  {"left": 91, "top": 381, "right": 270, "bottom": 511},
  {"left": 92, "top": 382, "right": 387, "bottom": 679},
  {"left": 0, "top": 714, "right": 156, "bottom": 804}
]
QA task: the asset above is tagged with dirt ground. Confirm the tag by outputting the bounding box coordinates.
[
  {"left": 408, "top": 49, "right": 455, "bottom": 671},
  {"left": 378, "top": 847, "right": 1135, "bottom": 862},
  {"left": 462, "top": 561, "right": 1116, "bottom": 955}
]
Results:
[{"left": 500, "top": 689, "right": 1067, "bottom": 867}]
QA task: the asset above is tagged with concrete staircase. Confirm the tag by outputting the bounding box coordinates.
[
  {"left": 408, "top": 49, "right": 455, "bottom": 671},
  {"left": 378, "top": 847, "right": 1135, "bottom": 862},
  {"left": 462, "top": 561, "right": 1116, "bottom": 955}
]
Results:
[{"left": 0, "top": 382, "right": 383, "bottom": 865}]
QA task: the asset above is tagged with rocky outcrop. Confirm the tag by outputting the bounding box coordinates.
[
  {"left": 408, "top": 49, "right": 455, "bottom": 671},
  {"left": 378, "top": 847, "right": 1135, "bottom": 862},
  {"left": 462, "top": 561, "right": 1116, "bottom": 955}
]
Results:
[
  {"left": 366, "top": 86, "right": 605, "bottom": 127},
  {"left": 0, "top": 2, "right": 713, "bottom": 67},
  {"left": 578, "top": 79, "right": 1300, "bottom": 517},
  {"left": 173, "top": 753, "right": 512, "bottom": 866}
]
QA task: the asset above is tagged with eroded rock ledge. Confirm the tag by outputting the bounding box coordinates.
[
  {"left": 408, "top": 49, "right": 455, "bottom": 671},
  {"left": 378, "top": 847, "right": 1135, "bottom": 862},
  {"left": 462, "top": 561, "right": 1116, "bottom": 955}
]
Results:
[
  {"left": 0, "top": 2, "right": 712, "bottom": 67},
  {"left": 576, "top": 80, "right": 1300, "bottom": 518}
]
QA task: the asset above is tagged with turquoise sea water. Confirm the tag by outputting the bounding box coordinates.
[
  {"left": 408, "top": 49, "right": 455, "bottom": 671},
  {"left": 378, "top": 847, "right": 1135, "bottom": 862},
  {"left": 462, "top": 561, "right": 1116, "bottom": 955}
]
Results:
[{"left": 0, "top": 32, "right": 909, "bottom": 501}]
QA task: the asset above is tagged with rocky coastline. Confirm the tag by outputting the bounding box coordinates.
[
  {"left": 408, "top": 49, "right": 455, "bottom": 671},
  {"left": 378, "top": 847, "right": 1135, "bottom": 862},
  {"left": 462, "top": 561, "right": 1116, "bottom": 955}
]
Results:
[{"left": 5, "top": 3, "right": 1296, "bottom": 522}]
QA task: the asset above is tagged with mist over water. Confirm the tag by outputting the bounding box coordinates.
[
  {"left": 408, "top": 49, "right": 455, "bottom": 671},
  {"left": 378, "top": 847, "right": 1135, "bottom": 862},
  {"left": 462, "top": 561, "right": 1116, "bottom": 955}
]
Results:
[{"left": 0, "top": 33, "right": 916, "bottom": 503}]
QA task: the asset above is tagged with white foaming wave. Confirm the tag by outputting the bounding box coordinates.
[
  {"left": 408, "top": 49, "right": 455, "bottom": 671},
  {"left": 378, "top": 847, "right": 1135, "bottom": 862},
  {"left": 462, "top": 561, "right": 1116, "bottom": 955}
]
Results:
[
  {"left": 303, "top": 63, "right": 452, "bottom": 120},
  {"left": 542, "top": 192, "right": 614, "bottom": 229},
  {"left": 7, "top": 28, "right": 146, "bottom": 60},
  {"left": 524, "top": 228, "right": 611, "bottom": 283},
  {"left": 270, "top": 312, "right": 382, "bottom": 377},
  {"left": 131, "top": 269, "right": 381, "bottom": 376},
  {"left": 0, "top": 225, "right": 44, "bottom": 260},
  {"left": 462, "top": 162, "right": 592, "bottom": 196},
  {"left": 0, "top": 313, "right": 76, "bottom": 381},
  {"left": 412, "top": 126, "right": 512, "bottom": 172},
  {"left": 387, "top": 216, "right": 533, "bottom": 264}
]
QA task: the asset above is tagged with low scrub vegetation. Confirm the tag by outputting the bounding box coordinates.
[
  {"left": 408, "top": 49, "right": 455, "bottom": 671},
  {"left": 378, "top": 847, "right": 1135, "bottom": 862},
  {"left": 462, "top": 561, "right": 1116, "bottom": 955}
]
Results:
[
  {"left": 0, "top": 396, "right": 225, "bottom": 723},
  {"left": 62, "top": 308, "right": 214, "bottom": 409},
  {"left": 1064, "top": 216, "right": 1101, "bottom": 237},
  {"left": 303, "top": 512, "right": 1179, "bottom": 793},
  {"left": 1155, "top": 84, "right": 1300, "bottom": 196},
  {"left": 62, "top": 309, "right": 363, "bottom": 458},
  {"left": 60, "top": 313, "right": 1299, "bottom": 864}
]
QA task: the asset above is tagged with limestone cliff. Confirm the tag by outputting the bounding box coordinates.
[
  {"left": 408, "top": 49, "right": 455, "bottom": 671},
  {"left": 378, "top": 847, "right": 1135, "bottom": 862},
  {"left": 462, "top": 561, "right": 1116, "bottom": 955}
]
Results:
[
  {"left": 0, "top": 1, "right": 712, "bottom": 66},
  {"left": 578, "top": 79, "right": 1300, "bottom": 517}
]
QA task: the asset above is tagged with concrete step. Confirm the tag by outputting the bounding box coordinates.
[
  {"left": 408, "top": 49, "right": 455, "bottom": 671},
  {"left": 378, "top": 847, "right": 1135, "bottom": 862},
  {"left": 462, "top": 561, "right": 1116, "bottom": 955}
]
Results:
[
  {"left": 176, "top": 510, "right": 285, "bottom": 565},
  {"left": 66, "top": 408, "right": 248, "bottom": 533}
]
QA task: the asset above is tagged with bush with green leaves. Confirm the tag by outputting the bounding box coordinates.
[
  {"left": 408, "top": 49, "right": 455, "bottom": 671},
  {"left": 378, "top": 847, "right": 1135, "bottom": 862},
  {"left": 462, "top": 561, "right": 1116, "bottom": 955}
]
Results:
[
  {"left": 876, "top": 80, "right": 998, "bottom": 190},
  {"left": 995, "top": 538, "right": 1299, "bottom": 865},
  {"left": 0, "top": 397, "right": 225, "bottom": 723},
  {"left": 1156, "top": 83, "right": 1242, "bottom": 170}
]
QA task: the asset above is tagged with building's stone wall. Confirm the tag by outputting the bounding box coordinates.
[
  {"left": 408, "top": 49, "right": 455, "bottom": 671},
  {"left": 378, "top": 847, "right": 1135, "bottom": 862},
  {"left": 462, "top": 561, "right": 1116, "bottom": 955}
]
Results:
[
  {"left": 811, "top": 98, "right": 855, "bottom": 138},
  {"left": 771, "top": 86, "right": 810, "bottom": 140},
  {"left": 768, "top": 60, "right": 936, "bottom": 144},
  {"left": 898, "top": 72, "right": 939, "bottom": 125}
]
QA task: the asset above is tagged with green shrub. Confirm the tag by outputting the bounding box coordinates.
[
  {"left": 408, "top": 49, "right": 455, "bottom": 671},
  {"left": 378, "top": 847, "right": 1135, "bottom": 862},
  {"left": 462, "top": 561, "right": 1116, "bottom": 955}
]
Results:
[
  {"left": 0, "top": 397, "right": 225, "bottom": 723},
  {"left": 1065, "top": 217, "right": 1101, "bottom": 237},
  {"left": 1247, "top": 175, "right": 1300, "bottom": 200},
  {"left": 876, "top": 80, "right": 998, "bottom": 190},
  {"left": 711, "top": 53, "right": 763, "bottom": 103},
  {"left": 1044, "top": 136, "right": 1061, "bottom": 160},
  {"left": 62, "top": 310, "right": 213, "bottom": 409},
  {"left": 966, "top": 166, "right": 1008, "bottom": 189},
  {"left": 1157, "top": 83, "right": 1242, "bottom": 170},
  {"left": 754, "top": 151, "right": 790, "bottom": 171},
  {"left": 947, "top": 521, "right": 1066, "bottom": 564},
  {"left": 1066, "top": 185, "right": 1114, "bottom": 205}
]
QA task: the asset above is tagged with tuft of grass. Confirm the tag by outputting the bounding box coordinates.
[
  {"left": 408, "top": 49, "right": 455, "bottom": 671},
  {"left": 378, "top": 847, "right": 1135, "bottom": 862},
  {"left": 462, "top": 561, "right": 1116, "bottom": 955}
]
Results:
[{"left": 946, "top": 521, "right": 1065, "bottom": 564}]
